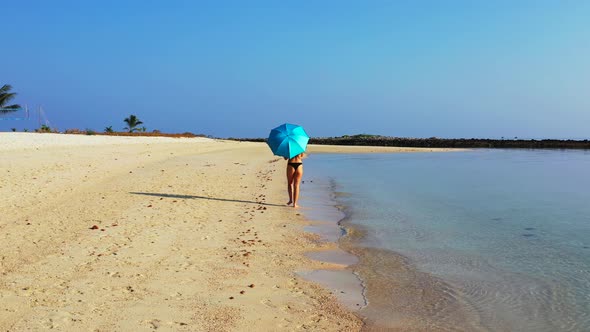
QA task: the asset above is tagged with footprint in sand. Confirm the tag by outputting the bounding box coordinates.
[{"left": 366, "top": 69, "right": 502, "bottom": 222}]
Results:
[
  {"left": 261, "top": 299, "right": 276, "bottom": 308},
  {"left": 146, "top": 319, "right": 161, "bottom": 329}
]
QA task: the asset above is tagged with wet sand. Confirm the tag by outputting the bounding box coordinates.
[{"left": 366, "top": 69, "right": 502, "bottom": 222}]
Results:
[{"left": 339, "top": 223, "right": 485, "bottom": 331}]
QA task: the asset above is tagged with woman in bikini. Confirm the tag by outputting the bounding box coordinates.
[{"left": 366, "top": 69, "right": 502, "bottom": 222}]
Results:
[{"left": 285, "top": 153, "right": 305, "bottom": 208}]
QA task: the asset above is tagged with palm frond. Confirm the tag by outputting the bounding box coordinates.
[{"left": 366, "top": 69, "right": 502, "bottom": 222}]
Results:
[
  {"left": 1, "top": 104, "right": 20, "bottom": 114},
  {"left": 0, "top": 84, "right": 18, "bottom": 108},
  {"left": 0, "top": 84, "right": 13, "bottom": 94},
  {"left": 0, "top": 92, "right": 17, "bottom": 106},
  {"left": 123, "top": 114, "right": 144, "bottom": 132}
]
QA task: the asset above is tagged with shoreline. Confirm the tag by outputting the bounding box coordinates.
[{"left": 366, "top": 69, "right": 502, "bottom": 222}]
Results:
[
  {"left": 337, "top": 212, "right": 484, "bottom": 331},
  {"left": 302, "top": 152, "right": 483, "bottom": 331},
  {"left": 296, "top": 176, "right": 368, "bottom": 313}
]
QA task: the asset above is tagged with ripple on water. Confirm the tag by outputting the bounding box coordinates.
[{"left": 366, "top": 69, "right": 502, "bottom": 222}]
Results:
[{"left": 344, "top": 246, "right": 487, "bottom": 332}]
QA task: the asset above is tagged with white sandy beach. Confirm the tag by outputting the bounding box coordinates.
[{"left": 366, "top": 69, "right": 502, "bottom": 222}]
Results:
[{"left": 0, "top": 133, "right": 450, "bottom": 331}]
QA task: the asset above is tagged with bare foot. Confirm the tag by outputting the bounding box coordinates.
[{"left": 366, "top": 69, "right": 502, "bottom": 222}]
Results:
[
  {"left": 286, "top": 201, "right": 292, "bottom": 206},
  {"left": 293, "top": 204, "right": 299, "bottom": 208}
]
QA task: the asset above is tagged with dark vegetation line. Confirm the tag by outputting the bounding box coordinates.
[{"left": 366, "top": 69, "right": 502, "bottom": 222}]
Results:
[
  {"left": 3, "top": 84, "right": 589, "bottom": 148},
  {"left": 231, "top": 134, "right": 590, "bottom": 150}
]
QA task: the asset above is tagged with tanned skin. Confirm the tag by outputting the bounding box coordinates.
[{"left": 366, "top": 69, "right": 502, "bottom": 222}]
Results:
[{"left": 285, "top": 153, "right": 305, "bottom": 208}]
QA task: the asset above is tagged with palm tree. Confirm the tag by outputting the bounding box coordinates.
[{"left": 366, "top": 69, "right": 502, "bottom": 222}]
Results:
[
  {"left": 0, "top": 84, "right": 21, "bottom": 114},
  {"left": 123, "top": 114, "right": 143, "bottom": 133}
]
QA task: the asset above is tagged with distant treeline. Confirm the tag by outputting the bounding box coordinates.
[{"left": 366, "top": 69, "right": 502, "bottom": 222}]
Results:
[{"left": 233, "top": 135, "right": 590, "bottom": 149}]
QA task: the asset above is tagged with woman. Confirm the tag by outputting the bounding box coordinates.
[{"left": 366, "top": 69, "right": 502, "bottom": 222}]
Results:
[{"left": 285, "top": 153, "right": 305, "bottom": 208}]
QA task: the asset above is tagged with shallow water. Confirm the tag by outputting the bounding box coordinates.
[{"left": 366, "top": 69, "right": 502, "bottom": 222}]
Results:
[{"left": 304, "top": 149, "right": 590, "bottom": 331}]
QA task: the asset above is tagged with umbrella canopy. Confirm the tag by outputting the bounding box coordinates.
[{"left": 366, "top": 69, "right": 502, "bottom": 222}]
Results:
[{"left": 267, "top": 123, "right": 309, "bottom": 159}]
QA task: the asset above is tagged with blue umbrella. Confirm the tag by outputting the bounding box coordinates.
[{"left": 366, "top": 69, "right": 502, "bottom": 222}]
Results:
[{"left": 267, "top": 123, "right": 309, "bottom": 159}]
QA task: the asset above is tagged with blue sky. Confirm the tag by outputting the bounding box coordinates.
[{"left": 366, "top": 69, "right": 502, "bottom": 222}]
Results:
[{"left": 3, "top": 1, "right": 589, "bottom": 138}]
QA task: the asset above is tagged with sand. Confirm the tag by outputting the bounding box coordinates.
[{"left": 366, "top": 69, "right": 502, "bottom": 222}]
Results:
[{"left": 0, "top": 133, "right": 451, "bottom": 331}]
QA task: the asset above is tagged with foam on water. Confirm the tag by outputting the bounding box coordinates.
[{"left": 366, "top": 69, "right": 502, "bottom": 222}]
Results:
[{"left": 305, "top": 149, "right": 590, "bottom": 331}]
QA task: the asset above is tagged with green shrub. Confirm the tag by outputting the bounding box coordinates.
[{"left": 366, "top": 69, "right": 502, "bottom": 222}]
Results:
[
  {"left": 65, "top": 128, "right": 82, "bottom": 134},
  {"left": 37, "top": 125, "right": 52, "bottom": 133}
]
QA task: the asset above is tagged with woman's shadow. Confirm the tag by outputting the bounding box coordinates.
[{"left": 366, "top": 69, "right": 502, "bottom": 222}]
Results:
[{"left": 129, "top": 192, "right": 285, "bottom": 207}]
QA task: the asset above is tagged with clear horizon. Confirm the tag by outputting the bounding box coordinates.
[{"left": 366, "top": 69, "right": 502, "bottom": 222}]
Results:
[{"left": 3, "top": 1, "right": 590, "bottom": 139}]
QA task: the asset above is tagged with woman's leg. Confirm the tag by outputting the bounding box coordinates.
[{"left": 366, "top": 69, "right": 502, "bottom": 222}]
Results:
[
  {"left": 286, "top": 165, "right": 295, "bottom": 205},
  {"left": 292, "top": 166, "right": 303, "bottom": 208}
]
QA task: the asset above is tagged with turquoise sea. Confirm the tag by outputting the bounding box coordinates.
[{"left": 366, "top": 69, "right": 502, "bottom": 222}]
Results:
[{"left": 303, "top": 149, "right": 590, "bottom": 331}]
